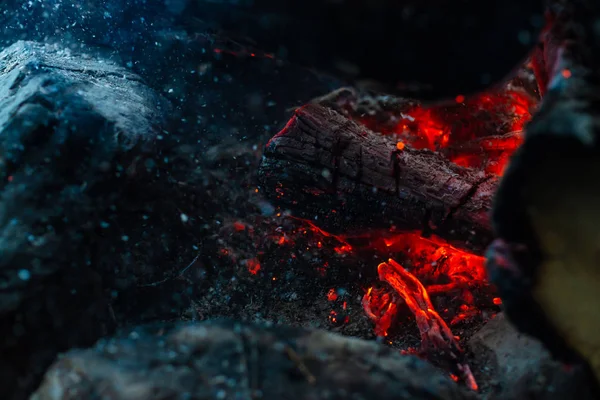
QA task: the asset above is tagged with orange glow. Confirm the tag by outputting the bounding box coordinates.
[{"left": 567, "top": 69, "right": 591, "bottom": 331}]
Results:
[
  {"left": 362, "top": 286, "right": 398, "bottom": 337},
  {"left": 346, "top": 88, "right": 534, "bottom": 175},
  {"left": 370, "top": 231, "right": 487, "bottom": 292},
  {"left": 396, "top": 141, "right": 405, "bottom": 150},
  {"left": 233, "top": 221, "right": 246, "bottom": 232},
  {"left": 562, "top": 69, "right": 572, "bottom": 78},
  {"left": 328, "top": 310, "right": 349, "bottom": 325},
  {"left": 493, "top": 297, "right": 502, "bottom": 305},
  {"left": 288, "top": 216, "right": 353, "bottom": 254},
  {"left": 327, "top": 288, "right": 338, "bottom": 302},
  {"left": 329, "top": 310, "right": 338, "bottom": 324},
  {"left": 246, "top": 258, "right": 261, "bottom": 275},
  {"left": 366, "top": 259, "right": 478, "bottom": 391}
]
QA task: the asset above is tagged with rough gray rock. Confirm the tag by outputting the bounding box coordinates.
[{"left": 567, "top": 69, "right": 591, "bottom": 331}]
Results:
[
  {"left": 468, "top": 313, "right": 598, "bottom": 399},
  {"left": 32, "top": 319, "right": 477, "bottom": 400},
  {"left": 0, "top": 41, "right": 167, "bottom": 400}
]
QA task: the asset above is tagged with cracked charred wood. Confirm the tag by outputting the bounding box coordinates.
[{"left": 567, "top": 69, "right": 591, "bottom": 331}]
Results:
[
  {"left": 487, "top": 0, "right": 600, "bottom": 386},
  {"left": 0, "top": 41, "right": 168, "bottom": 400},
  {"left": 258, "top": 104, "right": 497, "bottom": 253},
  {"left": 31, "top": 319, "right": 477, "bottom": 400}
]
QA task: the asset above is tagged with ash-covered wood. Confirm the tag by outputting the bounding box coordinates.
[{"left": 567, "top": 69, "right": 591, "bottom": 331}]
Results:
[
  {"left": 468, "top": 313, "right": 597, "bottom": 399},
  {"left": 0, "top": 41, "right": 167, "bottom": 400},
  {"left": 488, "top": 0, "right": 600, "bottom": 386},
  {"left": 32, "top": 319, "right": 477, "bottom": 400},
  {"left": 258, "top": 104, "right": 497, "bottom": 252}
]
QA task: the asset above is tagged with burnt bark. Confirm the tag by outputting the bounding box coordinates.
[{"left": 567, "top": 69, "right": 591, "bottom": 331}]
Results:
[
  {"left": 258, "top": 104, "right": 497, "bottom": 252},
  {"left": 31, "top": 319, "right": 476, "bottom": 400},
  {"left": 0, "top": 41, "right": 168, "bottom": 400}
]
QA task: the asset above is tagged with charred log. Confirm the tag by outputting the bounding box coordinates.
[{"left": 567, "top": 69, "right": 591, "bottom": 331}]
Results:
[
  {"left": 31, "top": 319, "right": 477, "bottom": 400},
  {"left": 258, "top": 104, "right": 497, "bottom": 252},
  {"left": 488, "top": 0, "right": 600, "bottom": 385},
  {"left": 0, "top": 41, "right": 168, "bottom": 400}
]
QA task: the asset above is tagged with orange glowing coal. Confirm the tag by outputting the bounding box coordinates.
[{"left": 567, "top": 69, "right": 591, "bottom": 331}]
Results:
[
  {"left": 341, "top": 87, "right": 535, "bottom": 175},
  {"left": 365, "top": 259, "right": 478, "bottom": 391},
  {"left": 371, "top": 232, "right": 487, "bottom": 293}
]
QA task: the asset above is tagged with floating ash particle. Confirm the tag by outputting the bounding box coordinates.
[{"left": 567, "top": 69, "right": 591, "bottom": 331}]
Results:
[{"left": 18, "top": 269, "right": 31, "bottom": 281}]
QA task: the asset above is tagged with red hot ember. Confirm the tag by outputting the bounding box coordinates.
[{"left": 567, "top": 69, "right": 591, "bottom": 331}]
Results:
[
  {"left": 316, "top": 82, "right": 536, "bottom": 175},
  {"left": 371, "top": 259, "right": 478, "bottom": 392}
]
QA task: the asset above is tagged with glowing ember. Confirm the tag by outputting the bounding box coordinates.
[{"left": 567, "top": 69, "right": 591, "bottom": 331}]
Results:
[
  {"left": 246, "top": 258, "right": 261, "bottom": 275},
  {"left": 368, "top": 231, "right": 487, "bottom": 293},
  {"left": 362, "top": 286, "right": 398, "bottom": 337},
  {"left": 390, "top": 90, "right": 533, "bottom": 153},
  {"left": 367, "top": 259, "right": 478, "bottom": 391},
  {"left": 324, "top": 85, "right": 535, "bottom": 175},
  {"left": 328, "top": 310, "right": 349, "bottom": 326},
  {"left": 233, "top": 221, "right": 247, "bottom": 232},
  {"left": 327, "top": 288, "right": 338, "bottom": 302},
  {"left": 288, "top": 216, "right": 353, "bottom": 254}
]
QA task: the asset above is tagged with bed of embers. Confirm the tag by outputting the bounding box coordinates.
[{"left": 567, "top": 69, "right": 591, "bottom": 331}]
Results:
[{"left": 178, "top": 65, "right": 540, "bottom": 393}]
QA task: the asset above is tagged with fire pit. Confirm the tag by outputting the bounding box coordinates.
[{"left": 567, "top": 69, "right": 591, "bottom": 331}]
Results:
[{"left": 3, "top": 1, "right": 600, "bottom": 399}]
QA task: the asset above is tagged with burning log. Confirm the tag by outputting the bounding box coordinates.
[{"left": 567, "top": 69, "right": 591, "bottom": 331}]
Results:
[
  {"left": 487, "top": 0, "right": 600, "bottom": 386},
  {"left": 258, "top": 104, "right": 498, "bottom": 252}
]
